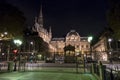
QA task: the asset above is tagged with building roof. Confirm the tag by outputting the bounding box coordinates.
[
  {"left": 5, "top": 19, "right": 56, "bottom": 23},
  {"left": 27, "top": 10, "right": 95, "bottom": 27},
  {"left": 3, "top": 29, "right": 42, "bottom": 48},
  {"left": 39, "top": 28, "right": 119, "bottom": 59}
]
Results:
[
  {"left": 52, "top": 38, "right": 65, "bottom": 41},
  {"left": 66, "top": 30, "right": 80, "bottom": 37}
]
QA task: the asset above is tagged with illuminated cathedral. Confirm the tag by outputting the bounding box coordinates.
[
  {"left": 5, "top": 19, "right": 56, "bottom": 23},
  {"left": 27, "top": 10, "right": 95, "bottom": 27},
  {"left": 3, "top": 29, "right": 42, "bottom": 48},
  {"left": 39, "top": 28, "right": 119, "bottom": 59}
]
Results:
[{"left": 32, "top": 5, "right": 91, "bottom": 56}]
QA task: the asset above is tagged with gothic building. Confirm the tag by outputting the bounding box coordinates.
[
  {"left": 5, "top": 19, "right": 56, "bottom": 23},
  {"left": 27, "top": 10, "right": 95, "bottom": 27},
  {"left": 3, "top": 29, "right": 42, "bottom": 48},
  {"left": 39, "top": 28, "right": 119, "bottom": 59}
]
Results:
[
  {"left": 32, "top": 5, "right": 91, "bottom": 56},
  {"left": 32, "top": 5, "right": 52, "bottom": 43}
]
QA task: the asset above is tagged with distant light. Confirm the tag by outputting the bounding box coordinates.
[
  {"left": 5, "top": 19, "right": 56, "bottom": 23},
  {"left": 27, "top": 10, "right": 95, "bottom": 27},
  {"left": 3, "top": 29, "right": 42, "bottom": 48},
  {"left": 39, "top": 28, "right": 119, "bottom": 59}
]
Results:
[
  {"left": 76, "top": 53, "right": 79, "bottom": 56},
  {"left": 88, "top": 36, "right": 93, "bottom": 42},
  {"left": 2, "top": 53, "right": 5, "bottom": 55},
  {"left": 109, "top": 52, "right": 111, "bottom": 54},
  {"left": 13, "top": 39, "right": 22, "bottom": 46},
  {"left": 31, "top": 53, "right": 34, "bottom": 55},
  {"left": 4, "top": 32, "right": 8, "bottom": 35},
  {"left": 38, "top": 54, "right": 42, "bottom": 59},
  {"left": 30, "top": 41, "right": 33, "bottom": 45},
  {"left": 83, "top": 40, "right": 86, "bottom": 41},
  {"left": 1, "top": 34, "right": 4, "bottom": 37},
  {"left": 108, "top": 38, "right": 112, "bottom": 42}
]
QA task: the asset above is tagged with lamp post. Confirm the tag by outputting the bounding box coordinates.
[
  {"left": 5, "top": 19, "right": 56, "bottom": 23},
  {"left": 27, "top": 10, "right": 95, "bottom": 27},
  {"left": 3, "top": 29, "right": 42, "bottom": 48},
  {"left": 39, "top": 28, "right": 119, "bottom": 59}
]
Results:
[
  {"left": 7, "top": 45, "right": 10, "bottom": 62},
  {"left": 30, "top": 41, "right": 33, "bottom": 51},
  {"left": 4, "top": 32, "right": 10, "bottom": 62},
  {"left": 108, "top": 38, "right": 112, "bottom": 51},
  {"left": 88, "top": 36, "right": 93, "bottom": 43},
  {"left": 14, "top": 39, "right": 22, "bottom": 47},
  {"left": 108, "top": 38, "right": 112, "bottom": 63},
  {"left": 13, "top": 39, "right": 22, "bottom": 71},
  {"left": 88, "top": 36, "right": 93, "bottom": 58},
  {"left": 0, "top": 31, "right": 10, "bottom": 61}
]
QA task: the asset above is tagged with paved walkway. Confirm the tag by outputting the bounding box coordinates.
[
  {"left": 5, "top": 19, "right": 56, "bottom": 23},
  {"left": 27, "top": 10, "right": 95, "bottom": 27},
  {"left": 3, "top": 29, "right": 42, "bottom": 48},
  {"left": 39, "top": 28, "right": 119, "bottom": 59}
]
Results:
[{"left": 0, "top": 71, "right": 97, "bottom": 80}]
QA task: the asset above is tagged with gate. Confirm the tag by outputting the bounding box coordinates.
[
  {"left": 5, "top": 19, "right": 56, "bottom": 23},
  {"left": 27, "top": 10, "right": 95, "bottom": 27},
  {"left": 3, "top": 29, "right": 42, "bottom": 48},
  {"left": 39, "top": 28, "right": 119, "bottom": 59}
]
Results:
[
  {"left": 18, "top": 54, "right": 92, "bottom": 73},
  {"left": 76, "top": 54, "right": 92, "bottom": 73},
  {"left": 0, "top": 61, "right": 92, "bottom": 73},
  {"left": 18, "top": 61, "right": 92, "bottom": 73}
]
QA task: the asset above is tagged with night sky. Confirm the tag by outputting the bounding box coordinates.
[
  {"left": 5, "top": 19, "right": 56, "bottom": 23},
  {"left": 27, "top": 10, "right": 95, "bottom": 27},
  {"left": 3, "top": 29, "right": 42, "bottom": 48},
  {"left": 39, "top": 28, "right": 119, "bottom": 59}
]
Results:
[{"left": 6, "top": 0, "right": 108, "bottom": 37}]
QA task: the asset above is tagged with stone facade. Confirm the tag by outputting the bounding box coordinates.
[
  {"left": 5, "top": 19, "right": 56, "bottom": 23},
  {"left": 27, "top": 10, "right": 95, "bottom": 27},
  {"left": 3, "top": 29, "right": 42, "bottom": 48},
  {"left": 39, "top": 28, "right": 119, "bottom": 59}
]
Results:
[
  {"left": 32, "top": 5, "right": 91, "bottom": 56},
  {"left": 92, "top": 35, "right": 108, "bottom": 61},
  {"left": 50, "top": 30, "right": 90, "bottom": 55}
]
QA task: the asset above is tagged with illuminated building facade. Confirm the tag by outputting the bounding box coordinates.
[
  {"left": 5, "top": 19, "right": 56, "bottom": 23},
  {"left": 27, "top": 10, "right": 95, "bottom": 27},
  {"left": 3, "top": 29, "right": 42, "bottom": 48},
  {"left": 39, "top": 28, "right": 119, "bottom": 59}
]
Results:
[
  {"left": 92, "top": 36, "right": 108, "bottom": 61},
  {"left": 32, "top": 5, "right": 91, "bottom": 56},
  {"left": 50, "top": 30, "right": 90, "bottom": 56}
]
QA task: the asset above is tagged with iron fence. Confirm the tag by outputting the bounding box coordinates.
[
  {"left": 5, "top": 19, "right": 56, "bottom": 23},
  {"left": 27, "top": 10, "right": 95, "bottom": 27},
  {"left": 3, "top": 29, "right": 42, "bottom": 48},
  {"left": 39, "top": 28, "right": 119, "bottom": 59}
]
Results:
[
  {"left": 0, "top": 62, "right": 8, "bottom": 71},
  {"left": 0, "top": 62, "right": 92, "bottom": 74},
  {"left": 104, "top": 67, "right": 120, "bottom": 80}
]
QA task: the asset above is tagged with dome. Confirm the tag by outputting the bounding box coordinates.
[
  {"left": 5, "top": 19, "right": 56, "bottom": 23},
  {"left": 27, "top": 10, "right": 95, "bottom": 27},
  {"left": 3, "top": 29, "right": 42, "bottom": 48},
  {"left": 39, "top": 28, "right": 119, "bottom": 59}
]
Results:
[
  {"left": 66, "top": 30, "right": 80, "bottom": 37},
  {"left": 66, "top": 30, "right": 80, "bottom": 41}
]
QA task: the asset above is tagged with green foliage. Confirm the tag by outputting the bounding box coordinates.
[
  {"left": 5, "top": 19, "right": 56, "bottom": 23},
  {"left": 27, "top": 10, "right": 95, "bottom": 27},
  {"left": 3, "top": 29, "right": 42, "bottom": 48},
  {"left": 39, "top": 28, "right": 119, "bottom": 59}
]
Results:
[
  {"left": 34, "top": 37, "right": 49, "bottom": 53},
  {"left": 0, "top": 2, "right": 26, "bottom": 38},
  {"left": 23, "top": 27, "right": 50, "bottom": 59},
  {"left": 107, "top": 0, "right": 120, "bottom": 39},
  {"left": 34, "top": 37, "right": 50, "bottom": 58}
]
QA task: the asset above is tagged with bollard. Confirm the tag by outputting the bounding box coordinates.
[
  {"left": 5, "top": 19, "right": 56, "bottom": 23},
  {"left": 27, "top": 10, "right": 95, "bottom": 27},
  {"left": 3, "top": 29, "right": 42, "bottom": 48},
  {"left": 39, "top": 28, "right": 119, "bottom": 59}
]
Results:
[
  {"left": 98, "top": 61, "right": 106, "bottom": 80},
  {"left": 91, "top": 63, "right": 96, "bottom": 74},
  {"left": 8, "top": 61, "right": 14, "bottom": 72}
]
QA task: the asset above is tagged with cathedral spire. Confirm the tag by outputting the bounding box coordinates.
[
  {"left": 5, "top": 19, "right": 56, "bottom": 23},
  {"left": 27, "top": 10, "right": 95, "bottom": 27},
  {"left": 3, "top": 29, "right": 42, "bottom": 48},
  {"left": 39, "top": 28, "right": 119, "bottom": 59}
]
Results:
[
  {"left": 49, "top": 26, "right": 52, "bottom": 34},
  {"left": 38, "top": 4, "right": 43, "bottom": 27},
  {"left": 49, "top": 26, "right": 52, "bottom": 39}
]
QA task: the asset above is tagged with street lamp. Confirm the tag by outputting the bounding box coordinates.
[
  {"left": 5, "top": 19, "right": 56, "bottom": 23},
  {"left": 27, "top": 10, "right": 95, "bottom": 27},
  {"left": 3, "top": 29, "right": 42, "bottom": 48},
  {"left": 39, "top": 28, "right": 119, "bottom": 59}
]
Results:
[
  {"left": 108, "top": 38, "right": 112, "bottom": 50},
  {"left": 13, "top": 39, "right": 22, "bottom": 71},
  {"left": 14, "top": 39, "right": 22, "bottom": 47},
  {"left": 4, "top": 32, "right": 8, "bottom": 35},
  {"left": 88, "top": 36, "right": 93, "bottom": 43},
  {"left": 108, "top": 38, "right": 112, "bottom": 63},
  {"left": 88, "top": 36, "right": 93, "bottom": 58},
  {"left": 30, "top": 41, "right": 33, "bottom": 45},
  {"left": 29, "top": 41, "right": 34, "bottom": 52}
]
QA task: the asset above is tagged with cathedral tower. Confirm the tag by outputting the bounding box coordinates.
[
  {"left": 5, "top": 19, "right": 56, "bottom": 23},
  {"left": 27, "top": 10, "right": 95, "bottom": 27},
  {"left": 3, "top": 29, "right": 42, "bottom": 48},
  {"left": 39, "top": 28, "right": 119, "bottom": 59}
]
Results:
[
  {"left": 49, "top": 26, "right": 52, "bottom": 40},
  {"left": 32, "top": 4, "right": 52, "bottom": 43},
  {"left": 38, "top": 5, "right": 43, "bottom": 27}
]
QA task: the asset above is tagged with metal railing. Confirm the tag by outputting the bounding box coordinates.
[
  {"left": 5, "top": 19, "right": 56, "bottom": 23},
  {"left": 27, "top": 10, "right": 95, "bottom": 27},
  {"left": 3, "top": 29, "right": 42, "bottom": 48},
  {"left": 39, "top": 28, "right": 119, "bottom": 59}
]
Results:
[
  {"left": 104, "top": 67, "right": 120, "bottom": 80},
  {"left": 0, "top": 62, "right": 92, "bottom": 73}
]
